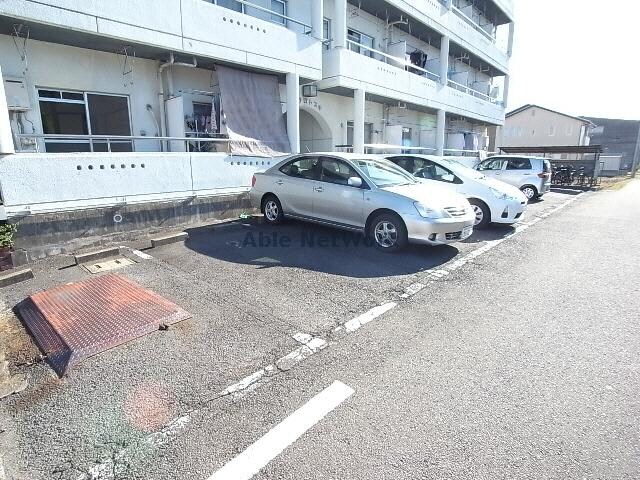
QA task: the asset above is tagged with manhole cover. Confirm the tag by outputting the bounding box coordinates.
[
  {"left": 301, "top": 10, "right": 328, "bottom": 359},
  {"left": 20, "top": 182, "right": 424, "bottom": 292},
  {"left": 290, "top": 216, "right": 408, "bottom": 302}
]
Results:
[
  {"left": 83, "top": 257, "right": 136, "bottom": 274},
  {"left": 17, "top": 273, "right": 191, "bottom": 376}
]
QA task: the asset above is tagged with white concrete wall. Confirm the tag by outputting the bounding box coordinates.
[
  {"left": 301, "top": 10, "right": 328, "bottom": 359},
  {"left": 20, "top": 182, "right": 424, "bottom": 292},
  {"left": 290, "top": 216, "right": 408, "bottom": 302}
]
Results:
[
  {"left": 0, "top": 152, "right": 281, "bottom": 216},
  {"left": 0, "top": 36, "right": 161, "bottom": 152},
  {"left": 0, "top": 0, "right": 322, "bottom": 79},
  {"left": 321, "top": 48, "right": 504, "bottom": 125}
]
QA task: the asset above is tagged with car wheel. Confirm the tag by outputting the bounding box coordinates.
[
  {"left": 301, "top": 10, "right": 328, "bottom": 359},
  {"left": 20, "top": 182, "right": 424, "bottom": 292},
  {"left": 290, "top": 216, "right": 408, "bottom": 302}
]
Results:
[
  {"left": 468, "top": 199, "right": 490, "bottom": 228},
  {"left": 520, "top": 185, "right": 538, "bottom": 201},
  {"left": 370, "top": 213, "right": 408, "bottom": 252},
  {"left": 262, "top": 195, "right": 284, "bottom": 225}
]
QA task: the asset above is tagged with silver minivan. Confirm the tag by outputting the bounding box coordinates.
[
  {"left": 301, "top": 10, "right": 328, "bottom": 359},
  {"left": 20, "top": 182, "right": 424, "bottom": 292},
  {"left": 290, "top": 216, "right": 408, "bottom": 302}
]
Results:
[{"left": 476, "top": 156, "right": 552, "bottom": 200}]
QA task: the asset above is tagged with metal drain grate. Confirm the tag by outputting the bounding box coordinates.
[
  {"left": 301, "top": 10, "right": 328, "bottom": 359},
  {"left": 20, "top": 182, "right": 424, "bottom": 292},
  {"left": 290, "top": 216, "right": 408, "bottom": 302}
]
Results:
[{"left": 17, "top": 273, "right": 191, "bottom": 376}]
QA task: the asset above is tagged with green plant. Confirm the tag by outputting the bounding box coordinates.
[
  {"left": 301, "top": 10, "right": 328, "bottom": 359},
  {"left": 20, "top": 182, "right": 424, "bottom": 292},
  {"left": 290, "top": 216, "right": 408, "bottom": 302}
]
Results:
[{"left": 0, "top": 223, "right": 17, "bottom": 248}]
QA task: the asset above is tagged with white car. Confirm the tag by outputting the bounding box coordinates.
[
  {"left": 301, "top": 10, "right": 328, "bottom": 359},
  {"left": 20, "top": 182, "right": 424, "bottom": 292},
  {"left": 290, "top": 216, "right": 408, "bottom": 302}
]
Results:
[
  {"left": 385, "top": 154, "right": 528, "bottom": 228},
  {"left": 249, "top": 153, "right": 475, "bottom": 252}
]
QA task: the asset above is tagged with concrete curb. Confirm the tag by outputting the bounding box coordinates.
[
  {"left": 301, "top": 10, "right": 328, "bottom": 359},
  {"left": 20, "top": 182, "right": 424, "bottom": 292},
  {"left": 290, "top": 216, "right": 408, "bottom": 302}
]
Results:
[
  {"left": 151, "top": 232, "right": 189, "bottom": 248},
  {"left": 0, "top": 269, "right": 34, "bottom": 288},
  {"left": 74, "top": 247, "right": 121, "bottom": 265}
]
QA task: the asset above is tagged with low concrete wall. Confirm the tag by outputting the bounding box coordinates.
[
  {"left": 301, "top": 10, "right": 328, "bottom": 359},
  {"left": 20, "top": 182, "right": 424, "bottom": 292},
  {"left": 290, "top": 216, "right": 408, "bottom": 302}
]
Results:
[
  {"left": 0, "top": 151, "right": 277, "bottom": 259},
  {"left": 14, "top": 192, "right": 253, "bottom": 260},
  {"left": 0, "top": 152, "right": 278, "bottom": 216}
]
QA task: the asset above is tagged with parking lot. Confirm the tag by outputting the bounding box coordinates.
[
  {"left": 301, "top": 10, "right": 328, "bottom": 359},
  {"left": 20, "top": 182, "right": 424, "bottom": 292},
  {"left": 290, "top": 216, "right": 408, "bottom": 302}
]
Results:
[{"left": 0, "top": 188, "right": 614, "bottom": 479}]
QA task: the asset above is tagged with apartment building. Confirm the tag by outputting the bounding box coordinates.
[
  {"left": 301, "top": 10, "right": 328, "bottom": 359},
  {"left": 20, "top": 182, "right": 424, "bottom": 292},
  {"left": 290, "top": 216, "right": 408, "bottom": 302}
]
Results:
[
  {"left": 0, "top": 0, "right": 514, "bottom": 257},
  {"left": 498, "top": 105, "right": 594, "bottom": 150}
]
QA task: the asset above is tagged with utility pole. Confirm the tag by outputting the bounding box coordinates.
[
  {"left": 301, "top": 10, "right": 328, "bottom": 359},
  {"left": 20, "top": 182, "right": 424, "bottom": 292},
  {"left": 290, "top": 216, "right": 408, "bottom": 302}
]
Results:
[{"left": 632, "top": 121, "right": 640, "bottom": 178}]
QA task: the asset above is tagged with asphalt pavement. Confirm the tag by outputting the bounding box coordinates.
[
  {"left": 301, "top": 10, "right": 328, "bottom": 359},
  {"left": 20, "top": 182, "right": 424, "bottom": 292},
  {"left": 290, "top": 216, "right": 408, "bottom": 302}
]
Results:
[{"left": 1, "top": 182, "right": 638, "bottom": 479}]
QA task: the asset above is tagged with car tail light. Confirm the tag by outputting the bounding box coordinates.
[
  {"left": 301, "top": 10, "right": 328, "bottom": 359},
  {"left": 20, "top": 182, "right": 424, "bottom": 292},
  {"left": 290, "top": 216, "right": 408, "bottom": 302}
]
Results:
[
  {"left": 251, "top": 175, "right": 257, "bottom": 187},
  {"left": 538, "top": 173, "right": 550, "bottom": 179}
]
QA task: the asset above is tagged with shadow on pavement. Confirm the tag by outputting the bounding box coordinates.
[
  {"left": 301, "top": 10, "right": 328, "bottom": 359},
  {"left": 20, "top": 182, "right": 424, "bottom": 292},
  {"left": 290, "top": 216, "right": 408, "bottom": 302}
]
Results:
[
  {"left": 550, "top": 186, "right": 589, "bottom": 195},
  {"left": 462, "top": 224, "right": 516, "bottom": 244},
  {"left": 183, "top": 217, "right": 460, "bottom": 279}
]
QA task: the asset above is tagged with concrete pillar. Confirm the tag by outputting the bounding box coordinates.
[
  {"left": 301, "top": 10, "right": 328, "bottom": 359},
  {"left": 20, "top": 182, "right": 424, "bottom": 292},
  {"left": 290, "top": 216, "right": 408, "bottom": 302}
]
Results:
[
  {"left": 0, "top": 66, "right": 15, "bottom": 155},
  {"left": 439, "top": 36, "right": 450, "bottom": 86},
  {"left": 353, "top": 88, "right": 365, "bottom": 154},
  {"left": 311, "top": 0, "right": 324, "bottom": 41},
  {"left": 286, "top": 73, "right": 300, "bottom": 154},
  {"left": 436, "top": 109, "right": 446, "bottom": 156},
  {"left": 507, "top": 22, "right": 515, "bottom": 57},
  {"left": 502, "top": 74, "right": 510, "bottom": 109},
  {"left": 334, "top": 0, "right": 347, "bottom": 49}
]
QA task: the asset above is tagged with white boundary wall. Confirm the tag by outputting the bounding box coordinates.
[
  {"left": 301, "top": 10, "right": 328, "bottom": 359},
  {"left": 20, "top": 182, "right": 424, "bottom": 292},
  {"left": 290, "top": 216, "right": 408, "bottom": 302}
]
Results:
[{"left": 0, "top": 152, "right": 282, "bottom": 217}]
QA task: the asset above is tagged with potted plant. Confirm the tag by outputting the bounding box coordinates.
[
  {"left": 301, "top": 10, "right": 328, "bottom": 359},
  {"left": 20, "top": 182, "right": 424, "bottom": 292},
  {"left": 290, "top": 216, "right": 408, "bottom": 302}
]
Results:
[{"left": 0, "top": 223, "right": 17, "bottom": 271}]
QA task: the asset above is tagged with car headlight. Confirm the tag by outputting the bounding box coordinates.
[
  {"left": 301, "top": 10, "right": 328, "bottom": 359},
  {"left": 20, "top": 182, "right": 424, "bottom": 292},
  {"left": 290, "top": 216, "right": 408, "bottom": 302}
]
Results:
[
  {"left": 414, "top": 202, "right": 445, "bottom": 219},
  {"left": 490, "top": 187, "right": 519, "bottom": 202}
]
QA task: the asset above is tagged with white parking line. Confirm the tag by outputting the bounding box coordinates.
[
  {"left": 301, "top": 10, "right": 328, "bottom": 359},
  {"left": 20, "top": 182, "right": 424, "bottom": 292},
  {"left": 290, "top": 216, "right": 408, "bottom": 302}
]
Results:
[
  {"left": 342, "top": 302, "right": 397, "bottom": 333},
  {"left": 207, "top": 381, "right": 354, "bottom": 480}
]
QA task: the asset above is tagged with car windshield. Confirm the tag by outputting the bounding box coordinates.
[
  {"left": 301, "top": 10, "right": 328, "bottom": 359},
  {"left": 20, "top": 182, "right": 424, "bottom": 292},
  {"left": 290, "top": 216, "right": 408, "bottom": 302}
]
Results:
[
  {"left": 438, "top": 158, "right": 485, "bottom": 180},
  {"left": 355, "top": 158, "right": 418, "bottom": 188}
]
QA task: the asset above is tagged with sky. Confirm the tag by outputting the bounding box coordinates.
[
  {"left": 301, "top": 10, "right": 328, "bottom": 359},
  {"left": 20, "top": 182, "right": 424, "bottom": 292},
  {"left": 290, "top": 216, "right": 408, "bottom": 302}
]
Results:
[{"left": 507, "top": 0, "right": 640, "bottom": 120}]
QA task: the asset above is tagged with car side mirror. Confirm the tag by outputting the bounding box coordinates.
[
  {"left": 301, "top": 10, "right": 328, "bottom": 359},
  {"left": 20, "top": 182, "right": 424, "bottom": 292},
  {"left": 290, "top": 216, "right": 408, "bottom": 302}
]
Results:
[{"left": 348, "top": 177, "right": 363, "bottom": 188}]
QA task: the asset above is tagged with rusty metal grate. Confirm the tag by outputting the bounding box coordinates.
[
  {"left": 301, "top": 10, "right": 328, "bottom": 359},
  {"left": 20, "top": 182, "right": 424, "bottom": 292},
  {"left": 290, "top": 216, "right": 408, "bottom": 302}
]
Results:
[{"left": 17, "top": 273, "right": 191, "bottom": 376}]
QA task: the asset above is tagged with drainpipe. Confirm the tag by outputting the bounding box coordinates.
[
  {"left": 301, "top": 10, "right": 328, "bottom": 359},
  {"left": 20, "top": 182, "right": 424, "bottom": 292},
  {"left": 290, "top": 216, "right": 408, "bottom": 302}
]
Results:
[
  {"left": 157, "top": 53, "right": 198, "bottom": 150},
  {"left": 0, "top": 66, "right": 15, "bottom": 155}
]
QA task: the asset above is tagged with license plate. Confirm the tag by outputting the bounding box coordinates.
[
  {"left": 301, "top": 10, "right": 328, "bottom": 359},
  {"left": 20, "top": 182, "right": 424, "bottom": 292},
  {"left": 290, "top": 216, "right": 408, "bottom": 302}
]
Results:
[{"left": 462, "top": 226, "right": 473, "bottom": 237}]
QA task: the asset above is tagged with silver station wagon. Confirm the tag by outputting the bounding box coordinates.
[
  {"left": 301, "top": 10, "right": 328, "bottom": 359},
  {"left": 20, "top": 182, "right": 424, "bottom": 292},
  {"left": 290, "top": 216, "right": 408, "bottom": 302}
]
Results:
[{"left": 250, "top": 153, "right": 475, "bottom": 252}]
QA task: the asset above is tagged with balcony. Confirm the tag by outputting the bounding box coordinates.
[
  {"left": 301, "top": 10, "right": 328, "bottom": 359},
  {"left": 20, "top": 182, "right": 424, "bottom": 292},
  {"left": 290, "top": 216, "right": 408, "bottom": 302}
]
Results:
[
  {"left": 362, "top": 0, "right": 510, "bottom": 74},
  {"left": 0, "top": 0, "right": 322, "bottom": 78},
  {"left": 321, "top": 44, "right": 504, "bottom": 124}
]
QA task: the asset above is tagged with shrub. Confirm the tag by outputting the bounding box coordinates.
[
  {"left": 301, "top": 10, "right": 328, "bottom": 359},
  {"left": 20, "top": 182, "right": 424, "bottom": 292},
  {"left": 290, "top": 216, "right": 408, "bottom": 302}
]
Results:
[{"left": 0, "top": 223, "right": 17, "bottom": 248}]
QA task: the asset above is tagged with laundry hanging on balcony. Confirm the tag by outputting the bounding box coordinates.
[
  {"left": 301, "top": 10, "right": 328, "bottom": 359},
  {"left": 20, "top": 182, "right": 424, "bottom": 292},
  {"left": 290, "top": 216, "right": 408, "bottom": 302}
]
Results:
[{"left": 216, "top": 65, "right": 291, "bottom": 157}]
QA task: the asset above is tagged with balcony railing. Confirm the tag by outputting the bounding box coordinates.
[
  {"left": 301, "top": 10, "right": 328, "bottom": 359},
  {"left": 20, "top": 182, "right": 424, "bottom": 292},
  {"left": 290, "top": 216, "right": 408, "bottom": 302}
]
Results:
[
  {"left": 447, "top": 79, "right": 501, "bottom": 105},
  {"left": 451, "top": 6, "right": 496, "bottom": 44},
  {"left": 208, "top": 0, "right": 312, "bottom": 34},
  {"left": 345, "top": 40, "right": 441, "bottom": 82},
  {"left": 15, "top": 133, "right": 232, "bottom": 154}
]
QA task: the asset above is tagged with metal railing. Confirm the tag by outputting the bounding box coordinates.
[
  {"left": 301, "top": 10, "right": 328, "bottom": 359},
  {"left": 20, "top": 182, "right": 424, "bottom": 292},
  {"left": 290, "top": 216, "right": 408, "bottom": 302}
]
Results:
[
  {"left": 345, "top": 40, "right": 441, "bottom": 83},
  {"left": 210, "top": 0, "right": 312, "bottom": 34},
  {"left": 451, "top": 6, "right": 496, "bottom": 44},
  {"left": 14, "top": 133, "right": 231, "bottom": 153},
  {"left": 447, "top": 79, "right": 501, "bottom": 104}
]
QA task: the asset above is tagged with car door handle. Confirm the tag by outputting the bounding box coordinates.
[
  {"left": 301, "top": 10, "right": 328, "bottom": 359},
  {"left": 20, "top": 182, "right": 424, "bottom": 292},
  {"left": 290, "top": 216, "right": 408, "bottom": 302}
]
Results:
[
  {"left": 314, "top": 186, "right": 324, "bottom": 192},
  {"left": 275, "top": 180, "right": 284, "bottom": 185}
]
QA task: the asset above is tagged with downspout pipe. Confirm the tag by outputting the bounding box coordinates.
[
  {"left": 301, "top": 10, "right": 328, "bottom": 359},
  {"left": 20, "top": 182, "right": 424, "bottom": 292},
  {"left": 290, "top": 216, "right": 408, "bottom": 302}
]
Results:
[{"left": 157, "top": 53, "right": 198, "bottom": 150}]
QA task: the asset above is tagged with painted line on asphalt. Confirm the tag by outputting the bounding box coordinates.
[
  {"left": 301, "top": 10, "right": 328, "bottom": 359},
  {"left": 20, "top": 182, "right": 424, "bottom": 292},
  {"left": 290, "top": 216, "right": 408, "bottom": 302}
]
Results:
[
  {"left": 341, "top": 302, "right": 397, "bottom": 333},
  {"left": 120, "top": 246, "right": 154, "bottom": 260},
  {"left": 206, "top": 381, "right": 354, "bottom": 480}
]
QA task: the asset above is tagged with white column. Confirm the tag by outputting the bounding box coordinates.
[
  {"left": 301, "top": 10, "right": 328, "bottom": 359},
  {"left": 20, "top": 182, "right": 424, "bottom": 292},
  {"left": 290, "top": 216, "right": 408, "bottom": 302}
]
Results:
[
  {"left": 507, "top": 22, "right": 515, "bottom": 57},
  {"left": 311, "top": 0, "right": 324, "bottom": 41},
  {"left": 502, "top": 74, "right": 510, "bottom": 110},
  {"left": 286, "top": 72, "right": 300, "bottom": 154},
  {"left": 439, "top": 36, "right": 450, "bottom": 86},
  {"left": 334, "top": 0, "right": 347, "bottom": 49},
  {"left": 353, "top": 88, "right": 365, "bottom": 154},
  {"left": 436, "top": 109, "right": 446, "bottom": 156},
  {"left": 0, "top": 66, "right": 15, "bottom": 155}
]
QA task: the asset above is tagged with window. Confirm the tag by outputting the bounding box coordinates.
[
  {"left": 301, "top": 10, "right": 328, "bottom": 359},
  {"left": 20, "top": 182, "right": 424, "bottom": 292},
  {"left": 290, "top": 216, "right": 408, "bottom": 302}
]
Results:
[
  {"left": 412, "top": 158, "right": 457, "bottom": 182},
  {"left": 323, "top": 18, "right": 331, "bottom": 50},
  {"left": 280, "top": 156, "right": 320, "bottom": 180},
  {"left": 506, "top": 158, "right": 532, "bottom": 170},
  {"left": 355, "top": 158, "right": 415, "bottom": 188},
  {"left": 319, "top": 157, "right": 362, "bottom": 186},
  {"left": 270, "top": 0, "right": 286, "bottom": 24},
  {"left": 347, "top": 29, "right": 374, "bottom": 57},
  {"left": 478, "top": 158, "right": 505, "bottom": 171},
  {"left": 347, "top": 121, "right": 373, "bottom": 146},
  {"left": 549, "top": 125, "right": 555, "bottom": 136},
  {"left": 215, "top": 0, "right": 286, "bottom": 26},
  {"left": 38, "top": 89, "right": 132, "bottom": 153}
]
